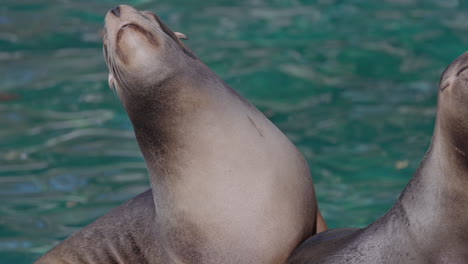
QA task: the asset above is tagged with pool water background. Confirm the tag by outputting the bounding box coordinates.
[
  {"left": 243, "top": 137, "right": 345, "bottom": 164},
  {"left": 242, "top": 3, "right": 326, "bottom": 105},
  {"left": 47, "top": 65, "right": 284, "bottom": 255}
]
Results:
[{"left": 1, "top": 0, "right": 468, "bottom": 262}]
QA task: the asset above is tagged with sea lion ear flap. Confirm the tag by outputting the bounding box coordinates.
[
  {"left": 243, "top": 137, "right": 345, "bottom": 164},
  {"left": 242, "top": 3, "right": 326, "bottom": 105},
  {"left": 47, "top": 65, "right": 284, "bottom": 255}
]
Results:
[{"left": 175, "top": 32, "right": 188, "bottom": 40}]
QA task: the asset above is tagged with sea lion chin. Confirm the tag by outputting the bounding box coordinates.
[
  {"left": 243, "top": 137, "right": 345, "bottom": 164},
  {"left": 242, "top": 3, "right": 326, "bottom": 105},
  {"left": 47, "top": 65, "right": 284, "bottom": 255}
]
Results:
[{"left": 115, "top": 23, "right": 160, "bottom": 63}]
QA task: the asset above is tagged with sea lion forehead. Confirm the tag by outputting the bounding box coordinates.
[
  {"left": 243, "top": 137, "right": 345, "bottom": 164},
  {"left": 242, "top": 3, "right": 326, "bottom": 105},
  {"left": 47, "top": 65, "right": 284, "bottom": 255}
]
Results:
[{"left": 439, "top": 51, "right": 468, "bottom": 91}]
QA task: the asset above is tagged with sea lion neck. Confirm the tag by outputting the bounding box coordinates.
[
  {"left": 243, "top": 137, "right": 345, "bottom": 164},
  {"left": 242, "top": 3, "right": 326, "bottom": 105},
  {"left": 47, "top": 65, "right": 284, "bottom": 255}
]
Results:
[
  {"left": 357, "top": 53, "right": 468, "bottom": 256},
  {"left": 432, "top": 115, "right": 468, "bottom": 171},
  {"left": 118, "top": 49, "right": 318, "bottom": 263},
  {"left": 436, "top": 51, "right": 468, "bottom": 163},
  {"left": 366, "top": 91, "right": 468, "bottom": 257},
  {"left": 350, "top": 121, "right": 468, "bottom": 262},
  {"left": 122, "top": 61, "right": 244, "bottom": 178}
]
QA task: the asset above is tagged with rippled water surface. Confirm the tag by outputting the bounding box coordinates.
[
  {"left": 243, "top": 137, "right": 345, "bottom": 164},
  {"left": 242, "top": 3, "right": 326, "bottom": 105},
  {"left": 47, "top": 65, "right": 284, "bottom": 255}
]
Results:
[{"left": 2, "top": 0, "right": 468, "bottom": 262}]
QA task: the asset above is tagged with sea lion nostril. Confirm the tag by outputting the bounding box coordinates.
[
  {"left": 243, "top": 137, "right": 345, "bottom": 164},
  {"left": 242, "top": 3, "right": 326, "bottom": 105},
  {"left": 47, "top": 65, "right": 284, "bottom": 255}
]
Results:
[{"left": 111, "top": 6, "right": 121, "bottom": 17}]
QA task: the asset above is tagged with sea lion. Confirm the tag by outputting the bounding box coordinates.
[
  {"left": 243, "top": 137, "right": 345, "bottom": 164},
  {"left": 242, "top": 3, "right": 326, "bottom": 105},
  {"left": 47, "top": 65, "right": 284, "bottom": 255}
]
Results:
[
  {"left": 35, "top": 5, "right": 325, "bottom": 264},
  {"left": 287, "top": 52, "right": 468, "bottom": 264}
]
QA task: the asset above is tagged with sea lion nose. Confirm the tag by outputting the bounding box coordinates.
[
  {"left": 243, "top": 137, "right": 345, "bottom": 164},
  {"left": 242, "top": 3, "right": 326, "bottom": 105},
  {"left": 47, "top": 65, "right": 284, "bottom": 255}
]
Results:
[{"left": 110, "top": 6, "right": 121, "bottom": 17}]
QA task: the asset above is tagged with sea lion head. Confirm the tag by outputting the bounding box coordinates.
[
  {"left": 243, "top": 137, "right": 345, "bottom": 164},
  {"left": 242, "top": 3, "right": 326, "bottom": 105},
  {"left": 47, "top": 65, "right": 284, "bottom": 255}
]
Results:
[
  {"left": 103, "top": 5, "right": 193, "bottom": 95},
  {"left": 437, "top": 51, "right": 468, "bottom": 150}
]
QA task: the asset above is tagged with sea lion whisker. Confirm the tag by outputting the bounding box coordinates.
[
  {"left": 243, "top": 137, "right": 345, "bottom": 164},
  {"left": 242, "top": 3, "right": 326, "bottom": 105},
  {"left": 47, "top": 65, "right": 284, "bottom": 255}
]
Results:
[
  {"left": 113, "top": 64, "right": 132, "bottom": 95},
  {"left": 452, "top": 143, "right": 467, "bottom": 157},
  {"left": 98, "top": 28, "right": 105, "bottom": 38},
  {"left": 111, "top": 82, "right": 119, "bottom": 99},
  {"left": 106, "top": 51, "right": 128, "bottom": 96}
]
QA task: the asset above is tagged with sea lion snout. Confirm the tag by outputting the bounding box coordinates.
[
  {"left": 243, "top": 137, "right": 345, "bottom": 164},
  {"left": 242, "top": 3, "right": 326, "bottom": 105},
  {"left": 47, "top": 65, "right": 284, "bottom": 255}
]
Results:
[
  {"left": 107, "top": 5, "right": 134, "bottom": 19},
  {"left": 104, "top": 5, "right": 139, "bottom": 30},
  {"left": 110, "top": 6, "right": 121, "bottom": 17},
  {"left": 103, "top": 4, "right": 167, "bottom": 91}
]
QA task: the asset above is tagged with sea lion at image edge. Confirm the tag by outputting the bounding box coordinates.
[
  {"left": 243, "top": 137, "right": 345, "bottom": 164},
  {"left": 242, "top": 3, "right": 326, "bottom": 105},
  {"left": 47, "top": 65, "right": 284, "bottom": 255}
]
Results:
[
  {"left": 35, "top": 5, "right": 326, "bottom": 264},
  {"left": 287, "top": 52, "right": 468, "bottom": 264}
]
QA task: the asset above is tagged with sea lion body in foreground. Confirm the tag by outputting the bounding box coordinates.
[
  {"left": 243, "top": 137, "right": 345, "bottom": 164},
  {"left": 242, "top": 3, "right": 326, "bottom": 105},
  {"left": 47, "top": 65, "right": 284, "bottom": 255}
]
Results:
[
  {"left": 288, "top": 52, "right": 468, "bottom": 264},
  {"left": 36, "top": 5, "right": 325, "bottom": 264}
]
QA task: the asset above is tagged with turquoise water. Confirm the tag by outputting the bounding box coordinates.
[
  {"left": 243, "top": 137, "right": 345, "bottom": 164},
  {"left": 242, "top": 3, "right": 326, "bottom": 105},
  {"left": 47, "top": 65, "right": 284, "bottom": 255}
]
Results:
[{"left": 1, "top": 0, "right": 468, "bottom": 262}]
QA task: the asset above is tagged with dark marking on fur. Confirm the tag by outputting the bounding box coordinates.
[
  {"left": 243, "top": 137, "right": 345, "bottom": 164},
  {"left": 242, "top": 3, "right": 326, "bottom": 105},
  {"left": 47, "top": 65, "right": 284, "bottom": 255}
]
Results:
[
  {"left": 247, "top": 114, "right": 264, "bottom": 137},
  {"left": 456, "top": 64, "right": 468, "bottom": 77}
]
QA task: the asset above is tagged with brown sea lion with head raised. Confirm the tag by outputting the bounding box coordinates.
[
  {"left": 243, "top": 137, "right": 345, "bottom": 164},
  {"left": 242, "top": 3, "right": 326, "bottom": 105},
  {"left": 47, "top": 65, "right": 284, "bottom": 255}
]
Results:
[
  {"left": 288, "top": 52, "right": 468, "bottom": 264},
  {"left": 35, "top": 5, "right": 326, "bottom": 264}
]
